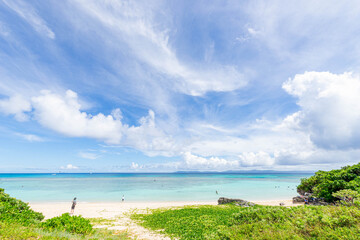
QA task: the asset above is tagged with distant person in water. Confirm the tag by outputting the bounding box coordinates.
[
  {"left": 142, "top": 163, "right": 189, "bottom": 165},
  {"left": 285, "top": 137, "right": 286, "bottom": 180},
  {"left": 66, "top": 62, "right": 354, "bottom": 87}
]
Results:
[
  {"left": 70, "top": 197, "right": 77, "bottom": 214},
  {"left": 122, "top": 195, "right": 125, "bottom": 202},
  {"left": 216, "top": 190, "right": 218, "bottom": 195}
]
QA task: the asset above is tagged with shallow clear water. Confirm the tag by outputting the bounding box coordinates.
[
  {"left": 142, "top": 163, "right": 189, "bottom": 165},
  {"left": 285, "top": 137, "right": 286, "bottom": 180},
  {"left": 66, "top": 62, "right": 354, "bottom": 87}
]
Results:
[{"left": 0, "top": 173, "right": 311, "bottom": 202}]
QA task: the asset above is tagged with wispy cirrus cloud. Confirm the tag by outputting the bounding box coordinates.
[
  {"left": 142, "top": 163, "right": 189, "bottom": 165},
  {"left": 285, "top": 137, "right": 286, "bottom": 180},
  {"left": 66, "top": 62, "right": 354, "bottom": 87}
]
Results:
[
  {"left": 2, "top": 0, "right": 55, "bottom": 39},
  {"left": 72, "top": 0, "right": 247, "bottom": 96},
  {"left": 16, "top": 133, "right": 44, "bottom": 142},
  {"left": 78, "top": 151, "right": 99, "bottom": 160},
  {"left": 1, "top": 1, "right": 360, "bottom": 172}
]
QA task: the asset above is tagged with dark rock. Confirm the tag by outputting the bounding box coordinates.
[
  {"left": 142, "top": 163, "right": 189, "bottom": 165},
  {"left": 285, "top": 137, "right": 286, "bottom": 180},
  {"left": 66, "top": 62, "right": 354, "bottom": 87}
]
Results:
[
  {"left": 218, "top": 197, "right": 255, "bottom": 207},
  {"left": 293, "top": 196, "right": 305, "bottom": 203},
  {"left": 293, "top": 195, "right": 332, "bottom": 205}
]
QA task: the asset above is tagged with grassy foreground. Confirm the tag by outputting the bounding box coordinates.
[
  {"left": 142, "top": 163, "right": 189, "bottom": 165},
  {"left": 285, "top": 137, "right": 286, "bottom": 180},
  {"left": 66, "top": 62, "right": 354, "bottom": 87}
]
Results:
[
  {"left": 132, "top": 204, "right": 360, "bottom": 240},
  {"left": 0, "top": 188, "right": 128, "bottom": 240},
  {"left": 0, "top": 220, "right": 128, "bottom": 240}
]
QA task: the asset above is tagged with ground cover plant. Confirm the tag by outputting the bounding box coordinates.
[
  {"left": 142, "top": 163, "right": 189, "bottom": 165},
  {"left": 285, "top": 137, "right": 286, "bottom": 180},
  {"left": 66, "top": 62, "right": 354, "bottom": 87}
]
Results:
[
  {"left": 42, "top": 213, "right": 93, "bottom": 235},
  {"left": 0, "top": 188, "right": 128, "bottom": 239},
  {"left": 132, "top": 204, "right": 360, "bottom": 240},
  {"left": 0, "top": 188, "right": 44, "bottom": 225}
]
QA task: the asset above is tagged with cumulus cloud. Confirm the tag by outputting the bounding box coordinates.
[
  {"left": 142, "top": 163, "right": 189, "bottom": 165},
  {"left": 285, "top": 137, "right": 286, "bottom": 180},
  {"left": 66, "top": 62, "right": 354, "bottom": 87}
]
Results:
[
  {"left": 283, "top": 72, "right": 360, "bottom": 150},
  {"left": 0, "top": 89, "right": 177, "bottom": 156},
  {"left": 179, "top": 71, "right": 360, "bottom": 169},
  {"left": 32, "top": 90, "right": 124, "bottom": 144},
  {"left": 30, "top": 89, "right": 176, "bottom": 155},
  {"left": 61, "top": 164, "right": 78, "bottom": 170},
  {"left": 180, "top": 151, "right": 275, "bottom": 170},
  {"left": 2, "top": 72, "right": 360, "bottom": 170},
  {"left": 130, "top": 162, "right": 144, "bottom": 170},
  {"left": 183, "top": 152, "right": 239, "bottom": 169},
  {"left": 0, "top": 95, "right": 31, "bottom": 121},
  {"left": 238, "top": 151, "right": 275, "bottom": 167}
]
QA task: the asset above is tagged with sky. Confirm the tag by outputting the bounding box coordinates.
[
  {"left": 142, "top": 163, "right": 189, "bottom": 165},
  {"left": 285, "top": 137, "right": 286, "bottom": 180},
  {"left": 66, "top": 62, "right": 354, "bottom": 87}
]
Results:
[{"left": 1, "top": 0, "right": 360, "bottom": 172}]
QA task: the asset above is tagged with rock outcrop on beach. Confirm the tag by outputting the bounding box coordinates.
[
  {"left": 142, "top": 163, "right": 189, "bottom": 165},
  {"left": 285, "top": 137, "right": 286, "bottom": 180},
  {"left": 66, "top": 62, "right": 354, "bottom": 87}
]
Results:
[
  {"left": 218, "top": 197, "right": 255, "bottom": 207},
  {"left": 292, "top": 195, "right": 331, "bottom": 205},
  {"left": 292, "top": 196, "right": 305, "bottom": 203}
]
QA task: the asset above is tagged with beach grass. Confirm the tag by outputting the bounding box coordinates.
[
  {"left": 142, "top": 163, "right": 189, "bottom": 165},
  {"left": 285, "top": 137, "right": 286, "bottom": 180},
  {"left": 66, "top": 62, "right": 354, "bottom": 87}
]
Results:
[
  {"left": 0, "top": 187, "right": 128, "bottom": 240},
  {"left": 132, "top": 204, "right": 360, "bottom": 240},
  {"left": 0, "top": 220, "right": 128, "bottom": 240}
]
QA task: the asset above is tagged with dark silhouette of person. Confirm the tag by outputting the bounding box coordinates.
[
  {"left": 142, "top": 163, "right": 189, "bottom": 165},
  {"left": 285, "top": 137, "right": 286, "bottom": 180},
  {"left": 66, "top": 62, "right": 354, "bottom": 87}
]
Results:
[{"left": 70, "top": 197, "right": 77, "bottom": 214}]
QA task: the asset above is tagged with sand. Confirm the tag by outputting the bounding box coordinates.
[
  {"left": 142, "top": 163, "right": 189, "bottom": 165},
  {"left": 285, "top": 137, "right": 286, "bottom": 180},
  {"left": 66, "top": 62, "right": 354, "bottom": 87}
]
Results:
[{"left": 29, "top": 200, "right": 301, "bottom": 240}]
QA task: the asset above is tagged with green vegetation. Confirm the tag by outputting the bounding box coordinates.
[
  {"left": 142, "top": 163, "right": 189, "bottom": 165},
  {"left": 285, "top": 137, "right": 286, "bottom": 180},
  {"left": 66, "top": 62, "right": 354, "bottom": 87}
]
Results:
[
  {"left": 0, "top": 188, "right": 44, "bottom": 226},
  {"left": 132, "top": 204, "right": 360, "bottom": 240},
  {"left": 332, "top": 189, "right": 360, "bottom": 205},
  {"left": 297, "top": 162, "right": 360, "bottom": 202},
  {"left": 0, "top": 188, "right": 44, "bottom": 225},
  {"left": 0, "top": 188, "right": 128, "bottom": 239},
  {"left": 4, "top": 162, "right": 360, "bottom": 239},
  {"left": 42, "top": 213, "right": 93, "bottom": 235}
]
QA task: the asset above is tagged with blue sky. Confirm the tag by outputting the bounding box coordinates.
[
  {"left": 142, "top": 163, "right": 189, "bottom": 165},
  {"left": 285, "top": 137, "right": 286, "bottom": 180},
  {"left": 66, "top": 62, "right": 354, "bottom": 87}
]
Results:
[{"left": 1, "top": 0, "right": 360, "bottom": 172}]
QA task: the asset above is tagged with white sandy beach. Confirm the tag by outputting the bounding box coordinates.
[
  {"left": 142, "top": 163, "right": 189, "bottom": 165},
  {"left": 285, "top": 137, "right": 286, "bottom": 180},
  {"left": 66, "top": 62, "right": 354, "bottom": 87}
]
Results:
[
  {"left": 29, "top": 199, "right": 293, "bottom": 219},
  {"left": 29, "top": 199, "right": 298, "bottom": 219},
  {"left": 29, "top": 200, "right": 300, "bottom": 240},
  {"left": 29, "top": 201, "right": 217, "bottom": 219}
]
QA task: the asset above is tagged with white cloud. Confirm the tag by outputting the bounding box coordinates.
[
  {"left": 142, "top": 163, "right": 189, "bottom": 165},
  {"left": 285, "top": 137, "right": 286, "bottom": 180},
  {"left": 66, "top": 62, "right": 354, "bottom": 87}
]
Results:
[
  {"left": 0, "top": 95, "right": 31, "bottom": 121},
  {"left": 2, "top": 71, "right": 360, "bottom": 171},
  {"left": 247, "top": 27, "right": 260, "bottom": 36},
  {"left": 130, "top": 162, "right": 144, "bottom": 170},
  {"left": 30, "top": 89, "right": 176, "bottom": 156},
  {"left": 61, "top": 164, "right": 78, "bottom": 170},
  {"left": 183, "top": 152, "right": 239, "bottom": 170},
  {"left": 180, "top": 151, "right": 274, "bottom": 170},
  {"left": 179, "top": 70, "right": 360, "bottom": 169},
  {"left": 16, "top": 133, "right": 44, "bottom": 142},
  {"left": 3, "top": 0, "right": 55, "bottom": 39},
  {"left": 245, "top": 0, "right": 360, "bottom": 68},
  {"left": 283, "top": 72, "right": 360, "bottom": 150},
  {"left": 73, "top": 0, "right": 246, "bottom": 96},
  {"left": 22, "top": 70, "right": 358, "bottom": 170},
  {"left": 238, "top": 151, "right": 274, "bottom": 167},
  {"left": 31, "top": 90, "right": 123, "bottom": 144},
  {"left": 78, "top": 152, "right": 98, "bottom": 160}
]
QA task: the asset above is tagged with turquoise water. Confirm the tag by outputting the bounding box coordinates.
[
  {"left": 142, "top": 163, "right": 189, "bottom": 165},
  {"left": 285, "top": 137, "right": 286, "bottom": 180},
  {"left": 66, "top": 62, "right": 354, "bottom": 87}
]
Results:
[{"left": 0, "top": 173, "right": 312, "bottom": 202}]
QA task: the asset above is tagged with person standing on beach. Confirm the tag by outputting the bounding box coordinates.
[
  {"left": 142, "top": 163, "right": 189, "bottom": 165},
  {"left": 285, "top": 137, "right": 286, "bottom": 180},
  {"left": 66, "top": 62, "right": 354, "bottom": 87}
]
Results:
[
  {"left": 122, "top": 195, "right": 125, "bottom": 202},
  {"left": 70, "top": 197, "right": 77, "bottom": 214}
]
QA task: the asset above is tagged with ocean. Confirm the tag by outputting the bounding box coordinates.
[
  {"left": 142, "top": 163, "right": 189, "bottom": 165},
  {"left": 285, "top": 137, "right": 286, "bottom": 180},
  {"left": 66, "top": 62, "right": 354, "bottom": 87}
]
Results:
[{"left": 0, "top": 173, "right": 312, "bottom": 202}]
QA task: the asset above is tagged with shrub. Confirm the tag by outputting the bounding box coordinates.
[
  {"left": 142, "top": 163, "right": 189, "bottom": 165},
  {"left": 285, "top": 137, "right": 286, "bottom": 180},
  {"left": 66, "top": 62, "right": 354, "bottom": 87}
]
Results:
[
  {"left": 297, "top": 163, "right": 360, "bottom": 202},
  {"left": 332, "top": 189, "right": 360, "bottom": 205},
  {"left": 0, "top": 188, "right": 44, "bottom": 225},
  {"left": 42, "top": 213, "right": 93, "bottom": 235}
]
